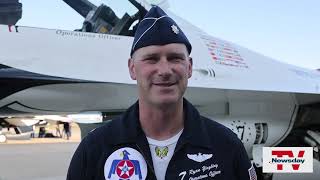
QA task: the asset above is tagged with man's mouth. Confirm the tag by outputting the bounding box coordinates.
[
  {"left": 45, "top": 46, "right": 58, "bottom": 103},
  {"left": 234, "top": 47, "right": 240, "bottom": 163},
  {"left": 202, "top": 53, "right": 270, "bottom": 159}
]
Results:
[{"left": 153, "top": 82, "right": 176, "bottom": 87}]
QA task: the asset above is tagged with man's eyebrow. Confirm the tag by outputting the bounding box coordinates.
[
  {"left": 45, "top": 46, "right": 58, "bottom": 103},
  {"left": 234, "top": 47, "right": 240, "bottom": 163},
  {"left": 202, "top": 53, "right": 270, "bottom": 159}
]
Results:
[
  {"left": 137, "top": 52, "right": 187, "bottom": 60},
  {"left": 167, "top": 52, "right": 187, "bottom": 58},
  {"left": 141, "top": 53, "right": 159, "bottom": 59}
]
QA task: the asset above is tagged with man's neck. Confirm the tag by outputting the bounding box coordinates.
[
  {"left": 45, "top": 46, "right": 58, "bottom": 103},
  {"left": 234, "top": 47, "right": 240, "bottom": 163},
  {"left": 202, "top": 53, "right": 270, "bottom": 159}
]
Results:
[{"left": 139, "top": 100, "right": 184, "bottom": 141}]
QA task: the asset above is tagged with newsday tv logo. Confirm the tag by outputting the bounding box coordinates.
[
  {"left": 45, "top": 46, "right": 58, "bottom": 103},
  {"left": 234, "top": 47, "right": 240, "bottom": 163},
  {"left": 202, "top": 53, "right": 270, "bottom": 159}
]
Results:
[{"left": 263, "top": 147, "right": 313, "bottom": 173}]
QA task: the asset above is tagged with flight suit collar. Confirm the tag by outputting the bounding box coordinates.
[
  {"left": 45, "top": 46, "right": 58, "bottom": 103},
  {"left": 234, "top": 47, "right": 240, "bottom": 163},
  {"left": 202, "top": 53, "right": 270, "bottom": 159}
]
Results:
[
  {"left": 109, "top": 98, "right": 212, "bottom": 149},
  {"left": 180, "top": 99, "right": 213, "bottom": 149},
  {"left": 107, "top": 99, "right": 212, "bottom": 179}
]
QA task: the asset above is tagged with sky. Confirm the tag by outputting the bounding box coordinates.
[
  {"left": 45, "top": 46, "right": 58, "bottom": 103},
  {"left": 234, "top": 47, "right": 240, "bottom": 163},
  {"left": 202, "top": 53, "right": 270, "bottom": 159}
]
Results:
[{"left": 18, "top": 0, "right": 320, "bottom": 70}]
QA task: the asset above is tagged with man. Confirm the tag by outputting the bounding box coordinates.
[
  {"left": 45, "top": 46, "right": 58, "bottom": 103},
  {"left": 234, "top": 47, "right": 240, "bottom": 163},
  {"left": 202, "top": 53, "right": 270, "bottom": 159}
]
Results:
[{"left": 67, "top": 6, "right": 256, "bottom": 180}]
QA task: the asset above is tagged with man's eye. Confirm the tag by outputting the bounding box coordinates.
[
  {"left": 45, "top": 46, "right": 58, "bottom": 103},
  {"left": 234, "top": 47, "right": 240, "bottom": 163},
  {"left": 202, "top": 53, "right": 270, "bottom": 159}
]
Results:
[
  {"left": 169, "top": 56, "right": 184, "bottom": 62},
  {"left": 144, "top": 58, "right": 158, "bottom": 63}
]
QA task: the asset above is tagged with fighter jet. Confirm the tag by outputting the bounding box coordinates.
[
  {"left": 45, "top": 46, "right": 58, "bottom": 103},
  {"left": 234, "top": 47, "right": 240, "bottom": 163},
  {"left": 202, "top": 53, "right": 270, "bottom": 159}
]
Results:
[{"left": 0, "top": 0, "right": 319, "bottom": 179}]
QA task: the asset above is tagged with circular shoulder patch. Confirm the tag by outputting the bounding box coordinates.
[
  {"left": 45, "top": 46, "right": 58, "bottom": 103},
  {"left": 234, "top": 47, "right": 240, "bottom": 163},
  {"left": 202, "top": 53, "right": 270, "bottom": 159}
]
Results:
[{"left": 104, "top": 147, "right": 148, "bottom": 180}]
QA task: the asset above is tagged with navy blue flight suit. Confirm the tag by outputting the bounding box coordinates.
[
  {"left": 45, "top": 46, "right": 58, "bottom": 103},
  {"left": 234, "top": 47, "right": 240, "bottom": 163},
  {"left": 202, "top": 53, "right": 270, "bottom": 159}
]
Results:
[{"left": 67, "top": 99, "right": 255, "bottom": 180}]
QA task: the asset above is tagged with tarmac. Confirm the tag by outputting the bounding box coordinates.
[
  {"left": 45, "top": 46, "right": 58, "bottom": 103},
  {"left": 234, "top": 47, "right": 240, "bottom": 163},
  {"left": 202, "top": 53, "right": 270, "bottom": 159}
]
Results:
[
  {"left": 0, "top": 123, "right": 81, "bottom": 180},
  {"left": 0, "top": 142, "right": 79, "bottom": 180}
]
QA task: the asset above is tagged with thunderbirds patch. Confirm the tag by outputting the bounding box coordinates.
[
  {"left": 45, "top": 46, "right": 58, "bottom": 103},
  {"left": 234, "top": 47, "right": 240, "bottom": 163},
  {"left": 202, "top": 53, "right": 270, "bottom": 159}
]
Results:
[{"left": 104, "top": 147, "right": 147, "bottom": 180}]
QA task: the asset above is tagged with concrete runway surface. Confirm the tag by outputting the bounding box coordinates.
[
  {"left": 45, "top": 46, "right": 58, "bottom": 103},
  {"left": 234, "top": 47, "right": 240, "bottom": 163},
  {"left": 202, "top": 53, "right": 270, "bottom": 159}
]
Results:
[
  {"left": 0, "top": 141, "right": 320, "bottom": 180},
  {"left": 0, "top": 143, "right": 79, "bottom": 180}
]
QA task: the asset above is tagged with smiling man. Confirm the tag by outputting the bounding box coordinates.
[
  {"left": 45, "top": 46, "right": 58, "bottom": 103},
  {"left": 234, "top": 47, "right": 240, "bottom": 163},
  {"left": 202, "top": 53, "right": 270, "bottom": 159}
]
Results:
[
  {"left": 128, "top": 43, "right": 191, "bottom": 141},
  {"left": 67, "top": 6, "right": 256, "bottom": 180}
]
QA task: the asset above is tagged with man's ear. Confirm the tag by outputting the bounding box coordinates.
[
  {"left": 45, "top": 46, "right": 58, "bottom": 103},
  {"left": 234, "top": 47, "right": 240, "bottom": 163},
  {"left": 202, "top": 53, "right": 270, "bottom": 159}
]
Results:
[
  {"left": 128, "top": 58, "right": 137, "bottom": 80},
  {"left": 188, "top": 57, "right": 193, "bottom": 78}
]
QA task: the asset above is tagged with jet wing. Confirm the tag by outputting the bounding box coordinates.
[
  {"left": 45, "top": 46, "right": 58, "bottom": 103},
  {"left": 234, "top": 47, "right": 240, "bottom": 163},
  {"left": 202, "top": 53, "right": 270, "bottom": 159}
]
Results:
[
  {"left": 0, "top": 25, "right": 319, "bottom": 116},
  {"left": 1, "top": 25, "right": 320, "bottom": 94}
]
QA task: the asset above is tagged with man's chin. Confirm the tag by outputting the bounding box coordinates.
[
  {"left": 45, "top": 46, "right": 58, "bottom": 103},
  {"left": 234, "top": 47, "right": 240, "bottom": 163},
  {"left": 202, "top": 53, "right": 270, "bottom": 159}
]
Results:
[{"left": 151, "top": 96, "right": 181, "bottom": 107}]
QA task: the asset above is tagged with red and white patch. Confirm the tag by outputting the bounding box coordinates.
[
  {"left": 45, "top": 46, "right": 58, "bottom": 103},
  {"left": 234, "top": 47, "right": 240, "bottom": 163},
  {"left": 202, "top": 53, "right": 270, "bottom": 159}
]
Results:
[
  {"left": 104, "top": 147, "right": 147, "bottom": 180},
  {"left": 116, "top": 160, "right": 135, "bottom": 178}
]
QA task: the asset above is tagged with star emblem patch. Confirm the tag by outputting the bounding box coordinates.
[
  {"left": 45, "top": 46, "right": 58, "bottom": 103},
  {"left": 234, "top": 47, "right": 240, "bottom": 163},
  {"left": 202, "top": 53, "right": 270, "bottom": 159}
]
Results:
[
  {"left": 171, "top": 24, "right": 179, "bottom": 34},
  {"left": 116, "top": 160, "right": 134, "bottom": 178},
  {"left": 104, "top": 147, "right": 148, "bottom": 180}
]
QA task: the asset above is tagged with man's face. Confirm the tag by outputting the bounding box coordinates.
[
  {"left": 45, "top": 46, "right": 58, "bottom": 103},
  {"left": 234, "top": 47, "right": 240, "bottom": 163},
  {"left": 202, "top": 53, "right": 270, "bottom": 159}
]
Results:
[{"left": 129, "top": 43, "right": 192, "bottom": 107}]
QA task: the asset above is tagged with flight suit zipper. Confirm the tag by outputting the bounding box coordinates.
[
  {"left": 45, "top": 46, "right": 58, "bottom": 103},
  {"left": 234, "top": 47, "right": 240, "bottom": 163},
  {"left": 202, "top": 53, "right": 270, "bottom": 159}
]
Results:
[
  {"left": 136, "top": 144, "right": 157, "bottom": 178},
  {"left": 165, "top": 142, "right": 187, "bottom": 180}
]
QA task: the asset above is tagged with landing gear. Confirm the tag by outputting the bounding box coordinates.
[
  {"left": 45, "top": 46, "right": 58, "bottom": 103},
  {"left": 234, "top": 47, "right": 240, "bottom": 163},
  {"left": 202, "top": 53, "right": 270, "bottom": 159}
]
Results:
[
  {"left": 304, "top": 130, "right": 320, "bottom": 161},
  {"left": 279, "top": 128, "right": 320, "bottom": 161}
]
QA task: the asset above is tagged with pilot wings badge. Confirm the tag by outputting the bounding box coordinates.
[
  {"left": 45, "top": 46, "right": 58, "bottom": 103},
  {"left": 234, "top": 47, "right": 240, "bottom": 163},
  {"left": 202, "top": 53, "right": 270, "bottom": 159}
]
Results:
[{"left": 187, "top": 153, "right": 213, "bottom": 163}]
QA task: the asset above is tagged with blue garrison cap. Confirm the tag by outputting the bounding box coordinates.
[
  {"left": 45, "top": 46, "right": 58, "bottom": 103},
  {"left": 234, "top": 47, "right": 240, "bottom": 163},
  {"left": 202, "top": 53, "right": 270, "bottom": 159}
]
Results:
[{"left": 130, "top": 6, "right": 192, "bottom": 56}]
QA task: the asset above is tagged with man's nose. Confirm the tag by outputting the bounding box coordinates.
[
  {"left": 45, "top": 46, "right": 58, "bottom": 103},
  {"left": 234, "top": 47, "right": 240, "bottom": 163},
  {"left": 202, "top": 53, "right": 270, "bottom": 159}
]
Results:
[{"left": 157, "top": 58, "right": 173, "bottom": 76}]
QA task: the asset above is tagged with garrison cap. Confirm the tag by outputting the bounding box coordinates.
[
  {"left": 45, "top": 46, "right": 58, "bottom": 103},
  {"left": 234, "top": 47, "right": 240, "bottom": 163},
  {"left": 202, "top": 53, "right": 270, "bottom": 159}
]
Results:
[{"left": 130, "top": 6, "right": 192, "bottom": 56}]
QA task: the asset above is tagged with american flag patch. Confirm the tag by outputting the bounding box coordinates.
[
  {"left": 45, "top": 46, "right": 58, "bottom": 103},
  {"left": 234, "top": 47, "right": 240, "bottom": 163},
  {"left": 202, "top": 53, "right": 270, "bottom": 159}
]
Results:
[{"left": 248, "top": 164, "right": 257, "bottom": 180}]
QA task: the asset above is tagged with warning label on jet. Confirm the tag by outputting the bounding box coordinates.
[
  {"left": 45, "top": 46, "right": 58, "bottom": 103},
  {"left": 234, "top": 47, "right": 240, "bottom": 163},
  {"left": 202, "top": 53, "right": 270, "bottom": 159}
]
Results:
[{"left": 201, "top": 35, "right": 248, "bottom": 69}]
